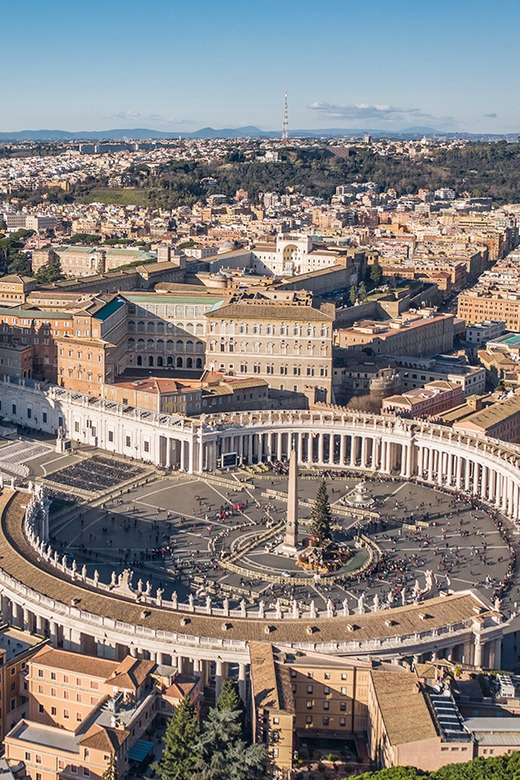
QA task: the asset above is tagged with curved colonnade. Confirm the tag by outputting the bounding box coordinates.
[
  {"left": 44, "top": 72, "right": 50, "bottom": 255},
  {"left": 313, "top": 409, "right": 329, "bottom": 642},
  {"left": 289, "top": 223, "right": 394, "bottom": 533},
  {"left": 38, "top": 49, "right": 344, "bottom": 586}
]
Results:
[{"left": 0, "top": 378, "right": 515, "bottom": 689}]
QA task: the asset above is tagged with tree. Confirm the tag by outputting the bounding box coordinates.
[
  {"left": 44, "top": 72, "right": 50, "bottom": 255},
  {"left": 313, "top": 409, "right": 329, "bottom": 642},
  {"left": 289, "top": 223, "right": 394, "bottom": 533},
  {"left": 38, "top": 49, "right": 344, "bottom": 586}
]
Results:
[
  {"left": 101, "top": 753, "right": 118, "bottom": 780},
  {"left": 370, "top": 258, "right": 383, "bottom": 285},
  {"left": 194, "top": 707, "right": 266, "bottom": 780},
  {"left": 359, "top": 280, "right": 367, "bottom": 301},
  {"left": 35, "top": 261, "right": 65, "bottom": 284},
  {"left": 349, "top": 284, "right": 358, "bottom": 305},
  {"left": 152, "top": 695, "right": 200, "bottom": 780},
  {"left": 309, "top": 480, "right": 332, "bottom": 544}
]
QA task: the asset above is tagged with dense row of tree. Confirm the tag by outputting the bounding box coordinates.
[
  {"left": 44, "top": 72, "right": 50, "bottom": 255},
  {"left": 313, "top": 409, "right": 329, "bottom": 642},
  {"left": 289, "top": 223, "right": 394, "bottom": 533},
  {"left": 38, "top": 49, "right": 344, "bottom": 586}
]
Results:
[
  {"left": 358, "top": 752, "right": 520, "bottom": 780},
  {"left": 8, "top": 141, "right": 520, "bottom": 210}
]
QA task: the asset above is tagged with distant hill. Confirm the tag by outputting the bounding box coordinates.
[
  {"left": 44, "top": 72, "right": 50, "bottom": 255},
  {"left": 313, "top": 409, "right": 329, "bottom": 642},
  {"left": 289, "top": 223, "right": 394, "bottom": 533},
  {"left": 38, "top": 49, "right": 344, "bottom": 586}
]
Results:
[{"left": 0, "top": 126, "right": 518, "bottom": 143}]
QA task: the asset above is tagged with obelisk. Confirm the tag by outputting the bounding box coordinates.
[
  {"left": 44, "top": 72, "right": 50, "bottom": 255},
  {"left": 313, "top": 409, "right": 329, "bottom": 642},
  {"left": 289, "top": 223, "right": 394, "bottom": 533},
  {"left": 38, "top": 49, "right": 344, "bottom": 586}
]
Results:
[{"left": 283, "top": 448, "right": 298, "bottom": 554}]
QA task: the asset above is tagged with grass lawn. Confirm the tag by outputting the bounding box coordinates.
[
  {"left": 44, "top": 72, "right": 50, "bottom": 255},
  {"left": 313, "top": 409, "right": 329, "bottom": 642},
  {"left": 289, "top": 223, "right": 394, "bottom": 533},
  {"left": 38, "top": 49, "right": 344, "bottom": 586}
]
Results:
[{"left": 77, "top": 188, "right": 150, "bottom": 206}]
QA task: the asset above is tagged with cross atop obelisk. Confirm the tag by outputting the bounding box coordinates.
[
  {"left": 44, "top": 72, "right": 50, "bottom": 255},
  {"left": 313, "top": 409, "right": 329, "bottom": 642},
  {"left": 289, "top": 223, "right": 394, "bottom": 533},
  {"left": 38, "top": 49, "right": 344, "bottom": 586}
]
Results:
[{"left": 283, "top": 448, "right": 298, "bottom": 554}]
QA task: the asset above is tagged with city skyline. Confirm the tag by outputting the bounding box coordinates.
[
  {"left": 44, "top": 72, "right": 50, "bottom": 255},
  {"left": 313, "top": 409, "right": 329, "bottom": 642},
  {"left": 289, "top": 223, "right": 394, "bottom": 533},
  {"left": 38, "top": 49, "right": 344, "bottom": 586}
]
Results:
[{"left": 2, "top": 0, "right": 519, "bottom": 135}]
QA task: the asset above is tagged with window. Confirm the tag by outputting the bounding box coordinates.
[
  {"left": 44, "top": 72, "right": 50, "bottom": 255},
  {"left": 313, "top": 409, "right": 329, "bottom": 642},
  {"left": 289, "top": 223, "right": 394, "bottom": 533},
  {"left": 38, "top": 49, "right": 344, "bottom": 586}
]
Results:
[
  {"left": 323, "top": 716, "right": 329, "bottom": 726},
  {"left": 71, "top": 766, "right": 78, "bottom": 775},
  {"left": 273, "top": 716, "right": 280, "bottom": 725},
  {"left": 51, "top": 706, "right": 57, "bottom": 715},
  {"left": 35, "top": 755, "right": 42, "bottom": 765},
  {"left": 37, "top": 685, "right": 43, "bottom": 693},
  {"left": 341, "top": 673, "right": 347, "bottom": 680},
  {"left": 323, "top": 701, "right": 330, "bottom": 710},
  {"left": 50, "top": 672, "right": 56, "bottom": 680},
  {"left": 25, "top": 752, "right": 30, "bottom": 761},
  {"left": 125, "top": 436, "right": 131, "bottom": 447},
  {"left": 38, "top": 703, "right": 44, "bottom": 713},
  {"left": 306, "top": 701, "right": 313, "bottom": 709},
  {"left": 307, "top": 685, "right": 313, "bottom": 694},
  {"left": 341, "top": 687, "right": 347, "bottom": 695},
  {"left": 90, "top": 681, "right": 99, "bottom": 690},
  {"left": 340, "top": 702, "right": 346, "bottom": 712},
  {"left": 64, "top": 709, "right": 70, "bottom": 719},
  {"left": 306, "top": 715, "right": 313, "bottom": 724},
  {"left": 339, "top": 717, "right": 346, "bottom": 727},
  {"left": 38, "top": 669, "right": 43, "bottom": 678}
]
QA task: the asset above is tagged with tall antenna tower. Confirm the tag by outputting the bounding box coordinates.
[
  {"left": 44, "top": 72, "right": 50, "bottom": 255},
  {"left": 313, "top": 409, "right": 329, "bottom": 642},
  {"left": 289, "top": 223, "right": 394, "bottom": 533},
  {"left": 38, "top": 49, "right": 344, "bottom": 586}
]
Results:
[{"left": 281, "top": 92, "right": 289, "bottom": 143}]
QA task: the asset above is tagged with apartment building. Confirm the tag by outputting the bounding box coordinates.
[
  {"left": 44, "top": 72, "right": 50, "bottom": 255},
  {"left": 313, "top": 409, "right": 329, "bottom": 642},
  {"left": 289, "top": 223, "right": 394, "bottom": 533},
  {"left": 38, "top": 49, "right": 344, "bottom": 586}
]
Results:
[
  {"left": 250, "top": 644, "right": 370, "bottom": 777},
  {"left": 0, "top": 626, "right": 47, "bottom": 743},
  {"left": 37, "top": 246, "right": 157, "bottom": 278},
  {"left": 382, "top": 380, "right": 464, "bottom": 418},
  {"left": 5, "top": 648, "right": 157, "bottom": 780},
  {"left": 391, "top": 356, "right": 486, "bottom": 397},
  {"left": 335, "top": 312, "right": 455, "bottom": 359},
  {"left": 453, "top": 395, "right": 520, "bottom": 442}
]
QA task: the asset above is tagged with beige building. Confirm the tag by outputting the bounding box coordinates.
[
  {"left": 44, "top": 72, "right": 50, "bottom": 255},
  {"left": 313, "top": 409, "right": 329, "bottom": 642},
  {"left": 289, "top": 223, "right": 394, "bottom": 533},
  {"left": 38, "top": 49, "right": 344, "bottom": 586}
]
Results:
[
  {"left": 250, "top": 644, "right": 370, "bottom": 777},
  {"left": 453, "top": 395, "right": 520, "bottom": 442},
  {"left": 336, "top": 312, "right": 456, "bottom": 358},
  {"left": 205, "top": 292, "right": 334, "bottom": 402}
]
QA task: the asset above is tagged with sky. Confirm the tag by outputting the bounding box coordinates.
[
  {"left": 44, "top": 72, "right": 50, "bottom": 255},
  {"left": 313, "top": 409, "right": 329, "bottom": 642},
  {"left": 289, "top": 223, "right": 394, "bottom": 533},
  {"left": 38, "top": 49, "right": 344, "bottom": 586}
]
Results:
[{"left": 2, "top": 0, "right": 519, "bottom": 134}]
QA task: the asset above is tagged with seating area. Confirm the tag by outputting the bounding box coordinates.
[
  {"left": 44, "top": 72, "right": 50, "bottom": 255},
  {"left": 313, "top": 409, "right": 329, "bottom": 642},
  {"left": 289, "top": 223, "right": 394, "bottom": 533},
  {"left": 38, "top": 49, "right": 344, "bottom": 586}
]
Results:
[
  {"left": 48, "top": 455, "right": 145, "bottom": 492},
  {"left": 0, "top": 440, "right": 53, "bottom": 477}
]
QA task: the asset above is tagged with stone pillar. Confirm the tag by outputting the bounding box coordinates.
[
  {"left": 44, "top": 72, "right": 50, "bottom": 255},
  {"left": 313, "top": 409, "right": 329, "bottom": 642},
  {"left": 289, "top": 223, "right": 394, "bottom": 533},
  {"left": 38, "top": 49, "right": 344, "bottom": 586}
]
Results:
[
  {"left": 340, "top": 435, "right": 347, "bottom": 466},
  {"left": 238, "top": 662, "right": 247, "bottom": 703},
  {"left": 50, "top": 620, "right": 58, "bottom": 646},
  {"left": 36, "top": 614, "right": 43, "bottom": 635},
  {"left": 1, "top": 595, "right": 10, "bottom": 624},
  {"left": 465, "top": 459, "right": 471, "bottom": 492},
  {"left": 463, "top": 640, "right": 473, "bottom": 666},
  {"left": 494, "top": 638, "right": 502, "bottom": 671},
  {"left": 318, "top": 434, "right": 324, "bottom": 465},
  {"left": 474, "top": 637, "right": 483, "bottom": 669},
  {"left": 180, "top": 440, "right": 186, "bottom": 471},
  {"left": 456, "top": 456, "right": 462, "bottom": 489},
  {"left": 23, "top": 608, "right": 30, "bottom": 632},
  {"left": 215, "top": 660, "right": 224, "bottom": 701},
  {"left": 297, "top": 433, "right": 304, "bottom": 464}
]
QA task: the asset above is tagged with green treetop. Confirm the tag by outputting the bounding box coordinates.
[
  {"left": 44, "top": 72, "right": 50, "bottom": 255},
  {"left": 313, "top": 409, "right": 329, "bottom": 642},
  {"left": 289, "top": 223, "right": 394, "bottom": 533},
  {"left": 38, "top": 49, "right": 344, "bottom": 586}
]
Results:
[
  {"left": 370, "top": 258, "right": 383, "bottom": 285},
  {"left": 349, "top": 284, "right": 358, "bottom": 305},
  {"left": 101, "top": 753, "right": 118, "bottom": 780},
  {"left": 309, "top": 479, "right": 332, "bottom": 544},
  {"left": 152, "top": 695, "right": 200, "bottom": 780},
  {"left": 194, "top": 707, "right": 266, "bottom": 780}
]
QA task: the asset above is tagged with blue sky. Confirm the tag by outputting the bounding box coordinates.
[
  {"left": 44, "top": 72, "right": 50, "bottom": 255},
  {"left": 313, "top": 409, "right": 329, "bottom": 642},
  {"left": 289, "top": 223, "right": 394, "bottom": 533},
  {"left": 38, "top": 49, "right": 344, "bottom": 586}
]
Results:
[{"left": 2, "top": 0, "right": 519, "bottom": 133}]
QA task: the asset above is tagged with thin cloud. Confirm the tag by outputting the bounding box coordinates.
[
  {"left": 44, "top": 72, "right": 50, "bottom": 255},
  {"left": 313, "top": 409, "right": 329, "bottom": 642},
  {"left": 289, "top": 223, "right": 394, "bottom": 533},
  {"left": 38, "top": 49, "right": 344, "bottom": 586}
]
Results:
[
  {"left": 105, "top": 111, "right": 194, "bottom": 127},
  {"left": 484, "top": 112, "right": 498, "bottom": 118},
  {"left": 308, "top": 101, "right": 457, "bottom": 128}
]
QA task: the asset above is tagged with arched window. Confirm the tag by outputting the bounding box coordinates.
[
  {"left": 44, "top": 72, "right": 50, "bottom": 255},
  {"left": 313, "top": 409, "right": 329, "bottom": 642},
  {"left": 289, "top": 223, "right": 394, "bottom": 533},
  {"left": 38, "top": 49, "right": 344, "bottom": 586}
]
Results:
[
  {"left": 196, "top": 357, "right": 203, "bottom": 369},
  {"left": 147, "top": 321, "right": 155, "bottom": 333},
  {"left": 147, "top": 339, "right": 154, "bottom": 351},
  {"left": 166, "top": 340, "right": 174, "bottom": 351},
  {"left": 157, "top": 339, "right": 164, "bottom": 352},
  {"left": 156, "top": 321, "right": 164, "bottom": 333},
  {"left": 320, "top": 325, "right": 328, "bottom": 337},
  {"left": 195, "top": 341, "right": 204, "bottom": 353},
  {"left": 306, "top": 365, "right": 314, "bottom": 376},
  {"left": 253, "top": 324, "right": 261, "bottom": 335},
  {"left": 167, "top": 356, "right": 173, "bottom": 365},
  {"left": 307, "top": 325, "right": 314, "bottom": 337},
  {"left": 186, "top": 322, "right": 194, "bottom": 334},
  {"left": 307, "top": 342, "right": 314, "bottom": 355},
  {"left": 137, "top": 355, "right": 142, "bottom": 366},
  {"left": 148, "top": 356, "right": 154, "bottom": 366},
  {"left": 186, "top": 340, "right": 194, "bottom": 353},
  {"left": 128, "top": 320, "right": 135, "bottom": 332},
  {"left": 253, "top": 341, "right": 261, "bottom": 353},
  {"left": 176, "top": 340, "right": 184, "bottom": 352},
  {"left": 137, "top": 321, "right": 145, "bottom": 332},
  {"left": 266, "top": 342, "right": 274, "bottom": 354},
  {"left": 195, "top": 323, "right": 204, "bottom": 335},
  {"left": 266, "top": 324, "right": 274, "bottom": 335},
  {"left": 127, "top": 338, "right": 135, "bottom": 350},
  {"left": 157, "top": 356, "right": 164, "bottom": 367},
  {"left": 176, "top": 357, "right": 183, "bottom": 367},
  {"left": 186, "top": 357, "right": 193, "bottom": 368},
  {"left": 137, "top": 339, "right": 145, "bottom": 351},
  {"left": 239, "top": 323, "right": 248, "bottom": 335}
]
